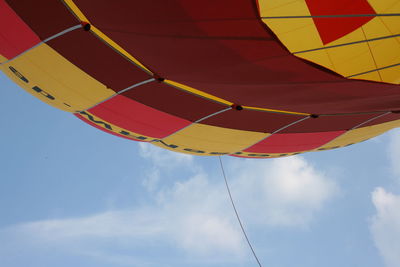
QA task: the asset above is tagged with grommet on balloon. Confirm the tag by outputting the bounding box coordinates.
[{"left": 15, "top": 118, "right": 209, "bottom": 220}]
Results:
[
  {"left": 81, "top": 22, "right": 91, "bottom": 31},
  {"left": 231, "top": 104, "right": 243, "bottom": 111},
  {"left": 153, "top": 75, "right": 165, "bottom": 82}
]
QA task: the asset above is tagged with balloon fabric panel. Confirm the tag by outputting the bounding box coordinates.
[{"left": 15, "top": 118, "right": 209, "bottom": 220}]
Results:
[{"left": 1, "top": 0, "right": 400, "bottom": 158}]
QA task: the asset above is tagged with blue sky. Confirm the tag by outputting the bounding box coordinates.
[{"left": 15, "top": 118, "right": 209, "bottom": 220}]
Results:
[{"left": 1, "top": 71, "right": 400, "bottom": 267}]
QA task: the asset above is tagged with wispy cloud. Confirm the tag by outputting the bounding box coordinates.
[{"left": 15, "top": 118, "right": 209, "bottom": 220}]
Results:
[
  {"left": 0, "top": 154, "right": 339, "bottom": 265},
  {"left": 370, "top": 187, "right": 400, "bottom": 267},
  {"left": 228, "top": 156, "right": 339, "bottom": 227},
  {"left": 138, "top": 142, "right": 193, "bottom": 169},
  {"left": 0, "top": 173, "right": 245, "bottom": 265},
  {"left": 138, "top": 142, "right": 196, "bottom": 191}
]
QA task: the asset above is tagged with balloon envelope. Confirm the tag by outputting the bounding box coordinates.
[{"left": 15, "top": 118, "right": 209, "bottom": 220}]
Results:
[{"left": 1, "top": 0, "right": 399, "bottom": 158}]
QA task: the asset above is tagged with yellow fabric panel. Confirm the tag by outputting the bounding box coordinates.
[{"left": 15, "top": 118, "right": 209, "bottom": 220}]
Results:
[
  {"left": 351, "top": 71, "right": 382, "bottom": 82},
  {"left": 362, "top": 19, "right": 400, "bottom": 69},
  {"left": 257, "top": 0, "right": 400, "bottom": 84},
  {"left": 258, "top": 0, "right": 334, "bottom": 70},
  {"left": 154, "top": 123, "right": 268, "bottom": 156},
  {"left": 0, "top": 43, "right": 114, "bottom": 112},
  {"left": 315, "top": 119, "right": 400, "bottom": 150},
  {"left": 295, "top": 50, "right": 335, "bottom": 73},
  {"left": 79, "top": 111, "right": 158, "bottom": 142},
  {"left": 259, "top": 0, "right": 318, "bottom": 52},
  {"left": 323, "top": 27, "right": 377, "bottom": 78},
  {"left": 380, "top": 65, "right": 400, "bottom": 84},
  {"left": 368, "top": 1, "right": 400, "bottom": 41},
  {"left": 0, "top": 55, "right": 6, "bottom": 64},
  {"left": 368, "top": 0, "right": 399, "bottom": 12}
]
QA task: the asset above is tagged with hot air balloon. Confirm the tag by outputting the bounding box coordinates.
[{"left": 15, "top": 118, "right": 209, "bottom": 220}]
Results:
[{"left": 1, "top": 0, "right": 400, "bottom": 159}]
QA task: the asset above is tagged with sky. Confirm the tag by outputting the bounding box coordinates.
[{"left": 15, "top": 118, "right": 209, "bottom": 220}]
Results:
[{"left": 1, "top": 71, "right": 400, "bottom": 267}]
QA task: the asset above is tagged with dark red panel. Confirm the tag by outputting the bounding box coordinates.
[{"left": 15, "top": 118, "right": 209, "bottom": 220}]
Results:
[
  {"left": 88, "top": 95, "right": 191, "bottom": 139},
  {"left": 185, "top": 80, "right": 400, "bottom": 114},
  {"left": 122, "top": 82, "right": 225, "bottom": 122},
  {"left": 202, "top": 110, "right": 398, "bottom": 134},
  {"left": 72, "top": 0, "right": 400, "bottom": 115},
  {"left": 47, "top": 29, "right": 150, "bottom": 92},
  {"left": 5, "top": 0, "right": 77, "bottom": 40},
  {"left": 73, "top": 0, "right": 336, "bottom": 84},
  {"left": 245, "top": 131, "right": 345, "bottom": 153},
  {"left": 0, "top": 0, "right": 40, "bottom": 59},
  {"left": 362, "top": 112, "right": 400, "bottom": 127},
  {"left": 305, "top": 0, "right": 375, "bottom": 44},
  {"left": 281, "top": 113, "right": 383, "bottom": 133},
  {"left": 202, "top": 109, "right": 304, "bottom": 133}
]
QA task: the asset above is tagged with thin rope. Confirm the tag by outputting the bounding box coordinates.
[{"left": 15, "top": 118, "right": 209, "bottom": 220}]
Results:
[{"left": 218, "top": 156, "right": 262, "bottom": 267}]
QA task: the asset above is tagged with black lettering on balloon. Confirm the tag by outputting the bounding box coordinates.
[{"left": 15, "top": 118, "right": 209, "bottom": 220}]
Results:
[
  {"left": 9, "top": 66, "right": 29, "bottom": 83},
  {"left": 32, "top": 86, "right": 55, "bottom": 100},
  {"left": 209, "top": 152, "right": 229, "bottom": 155},
  {"left": 79, "top": 111, "right": 112, "bottom": 130},
  {"left": 158, "top": 140, "right": 178, "bottom": 149},
  {"left": 119, "top": 130, "right": 147, "bottom": 140},
  {"left": 183, "top": 148, "right": 205, "bottom": 154}
]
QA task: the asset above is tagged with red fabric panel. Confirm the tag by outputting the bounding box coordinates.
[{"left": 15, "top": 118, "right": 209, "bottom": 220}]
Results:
[
  {"left": 5, "top": 0, "right": 77, "bottom": 39},
  {"left": 0, "top": 0, "right": 40, "bottom": 59},
  {"left": 202, "top": 109, "right": 304, "bottom": 132},
  {"left": 305, "top": 0, "right": 375, "bottom": 44},
  {"left": 47, "top": 30, "right": 151, "bottom": 92},
  {"left": 72, "top": 0, "right": 400, "bottom": 115},
  {"left": 245, "top": 131, "right": 345, "bottom": 153},
  {"left": 88, "top": 95, "right": 191, "bottom": 139},
  {"left": 75, "top": 113, "right": 146, "bottom": 141},
  {"left": 122, "top": 82, "right": 225, "bottom": 122}
]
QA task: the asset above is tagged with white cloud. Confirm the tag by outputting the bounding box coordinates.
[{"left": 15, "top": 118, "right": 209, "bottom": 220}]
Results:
[
  {"left": 0, "top": 173, "right": 245, "bottom": 264},
  {"left": 138, "top": 142, "right": 196, "bottom": 191},
  {"left": 0, "top": 155, "right": 338, "bottom": 265},
  {"left": 138, "top": 142, "right": 193, "bottom": 168},
  {"left": 370, "top": 187, "right": 400, "bottom": 267},
  {"left": 142, "top": 168, "right": 161, "bottom": 192},
  {"left": 228, "top": 156, "right": 339, "bottom": 227}
]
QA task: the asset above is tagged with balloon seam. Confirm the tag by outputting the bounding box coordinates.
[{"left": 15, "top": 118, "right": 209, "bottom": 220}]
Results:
[
  {"left": 76, "top": 78, "right": 156, "bottom": 112},
  {"left": 0, "top": 24, "right": 82, "bottom": 65},
  {"left": 232, "top": 116, "right": 310, "bottom": 154}
]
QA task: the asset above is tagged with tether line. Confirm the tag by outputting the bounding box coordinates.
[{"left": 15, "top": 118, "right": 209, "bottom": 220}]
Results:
[{"left": 218, "top": 156, "right": 263, "bottom": 267}]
